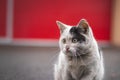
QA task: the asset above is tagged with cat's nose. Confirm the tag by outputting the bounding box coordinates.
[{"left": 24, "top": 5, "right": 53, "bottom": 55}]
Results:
[
  {"left": 66, "top": 47, "right": 69, "bottom": 51},
  {"left": 66, "top": 46, "right": 70, "bottom": 52}
]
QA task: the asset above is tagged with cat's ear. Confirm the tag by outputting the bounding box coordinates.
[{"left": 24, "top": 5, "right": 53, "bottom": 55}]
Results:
[
  {"left": 56, "top": 21, "right": 67, "bottom": 34},
  {"left": 77, "top": 19, "right": 89, "bottom": 33}
]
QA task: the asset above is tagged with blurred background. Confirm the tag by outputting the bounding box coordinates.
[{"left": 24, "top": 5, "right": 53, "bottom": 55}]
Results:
[{"left": 0, "top": 0, "right": 120, "bottom": 80}]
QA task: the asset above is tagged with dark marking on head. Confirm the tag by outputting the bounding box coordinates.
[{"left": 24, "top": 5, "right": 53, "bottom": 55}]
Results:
[{"left": 69, "top": 27, "right": 85, "bottom": 43}]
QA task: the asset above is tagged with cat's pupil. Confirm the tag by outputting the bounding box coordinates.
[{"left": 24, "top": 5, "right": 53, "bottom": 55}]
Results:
[
  {"left": 72, "top": 38, "right": 78, "bottom": 43},
  {"left": 62, "top": 38, "right": 66, "bottom": 44}
]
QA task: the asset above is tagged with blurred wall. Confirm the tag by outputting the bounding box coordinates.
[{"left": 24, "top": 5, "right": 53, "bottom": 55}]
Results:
[
  {"left": 111, "top": 0, "right": 120, "bottom": 46},
  {"left": 0, "top": 0, "right": 112, "bottom": 46},
  {"left": 0, "top": 0, "right": 6, "bottom": 37}
]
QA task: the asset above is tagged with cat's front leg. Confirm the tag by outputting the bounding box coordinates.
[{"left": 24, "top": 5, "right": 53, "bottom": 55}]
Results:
[
  {"left": 54, "top": 64, "right": 63, "bottom": 80},
  {"left": 80, "top": 69, "right": 95, "bottom": 80},
  {"left": 63, "top": 71, "right": 74, "bottom": 80},
  {"left": 80, "top": 75, "right": 94, "bottom": 80}
]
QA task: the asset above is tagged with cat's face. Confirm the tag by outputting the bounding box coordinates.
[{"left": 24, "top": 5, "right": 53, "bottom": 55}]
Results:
[{"left": 57, "top": 19, "right": 92, "bottom": 56}]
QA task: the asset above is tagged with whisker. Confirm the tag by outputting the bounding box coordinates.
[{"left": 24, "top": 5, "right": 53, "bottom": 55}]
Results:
[
  {"left": 47, "top": 50, "right": 59, "bottom": 66},
  {"left": 75, "top": 56, "right": 77, "bottom": 64},
  {"left": 74, "top": 52, "right": 77, "bottom": 63}
]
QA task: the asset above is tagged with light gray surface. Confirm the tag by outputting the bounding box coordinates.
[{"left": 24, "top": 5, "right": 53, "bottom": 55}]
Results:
[{"left": 0, "top": 45, "right": 120, "bottom": 80}]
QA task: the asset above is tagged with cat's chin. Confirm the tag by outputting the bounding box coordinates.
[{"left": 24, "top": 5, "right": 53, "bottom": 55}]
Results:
[
  {"left": 62, "top": 50, "right": 71, "bottom": 56},
  {"left": 63, "top": 50, "right": 78, "bottom": 56},
  {"left": 63, "top": 50, "right": 87, "bottom": 57}
]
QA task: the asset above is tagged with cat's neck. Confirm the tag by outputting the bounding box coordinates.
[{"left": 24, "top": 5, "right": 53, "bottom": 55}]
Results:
[{"left": 65, "top": 51, "right": 92, "bottom": 61}]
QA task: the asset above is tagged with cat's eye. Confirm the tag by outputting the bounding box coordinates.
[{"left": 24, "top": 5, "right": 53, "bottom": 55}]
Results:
[
  {"left": 62, "top": 39, "right": 66, "bottom": 44},
  {"left": 72, "top": 38, "right": 78, "bottom": 43}
]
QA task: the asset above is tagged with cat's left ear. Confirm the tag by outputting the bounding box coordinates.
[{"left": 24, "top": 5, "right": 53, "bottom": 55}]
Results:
[
  {"left": 77, "top": 19, "right": 89, "bottom": 33},
  {"left": 56, "top": 21, "right": 67, "bottom": 34}
]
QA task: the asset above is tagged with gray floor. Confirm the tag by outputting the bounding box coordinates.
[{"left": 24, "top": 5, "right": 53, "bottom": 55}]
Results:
[{"left": 0, "top": 45, "right": 120, "bottom": 80}]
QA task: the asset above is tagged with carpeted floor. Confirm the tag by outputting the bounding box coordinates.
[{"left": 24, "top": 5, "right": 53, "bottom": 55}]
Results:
[{"left": 0, "top": 45, "right": 120, "bottom": 80}]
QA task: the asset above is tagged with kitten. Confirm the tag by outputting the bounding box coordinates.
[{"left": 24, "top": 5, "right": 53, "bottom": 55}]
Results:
[{"left": 54, "top": 19, "right": 104, "bottom": 80}]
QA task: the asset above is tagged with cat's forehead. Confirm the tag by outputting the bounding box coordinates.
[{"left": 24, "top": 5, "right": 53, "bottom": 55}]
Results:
[
  {"left": 62, "top": 26, "right": 72, "bottom": 37},
  {"left": 62, "top": 26, "right": 80, "bottom": 38}
]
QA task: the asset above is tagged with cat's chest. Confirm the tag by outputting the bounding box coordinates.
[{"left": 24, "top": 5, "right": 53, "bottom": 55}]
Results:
[
  {"left": 67, "top": 58, "right": 87, "bottom": 79},
  {"left": 67, "top": 57, "right": 86, "bottom": 67}
]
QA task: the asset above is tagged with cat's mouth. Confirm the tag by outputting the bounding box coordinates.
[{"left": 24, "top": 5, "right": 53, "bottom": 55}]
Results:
[
  {"left": 63, "top": 48, "right": 86, "bottom": 57},
  {"left": 63, "top": 49, "right": 79, "bottom": 56}
]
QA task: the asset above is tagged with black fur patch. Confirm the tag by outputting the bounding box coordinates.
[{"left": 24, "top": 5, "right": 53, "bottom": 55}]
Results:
[{"left": 69, "top": 27, "right": 85, "bottom": 43}]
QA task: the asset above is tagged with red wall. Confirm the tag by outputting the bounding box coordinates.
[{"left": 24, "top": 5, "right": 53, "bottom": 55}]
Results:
[
  {"left": 0, "top": 0, "right": 111, "bottom": 41},
  {"left": 14, "top": 0, "right": 111, "bottom": 41},
  {"left": 0, "top": 0, "right": 6, "bottom": 37}
]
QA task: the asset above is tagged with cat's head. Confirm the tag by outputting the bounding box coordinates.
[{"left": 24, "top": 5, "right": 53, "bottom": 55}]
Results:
[{"left": 56, "top": 19, "right": 93, "bottom": 56}]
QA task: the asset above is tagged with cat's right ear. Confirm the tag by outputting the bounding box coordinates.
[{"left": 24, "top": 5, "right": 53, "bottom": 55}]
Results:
[
  {"left": 56, "top": 21, "right": 66, "bottom": 34},
  {"left": 77, "top": 19, "right": 89, "bottom": 34}
]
